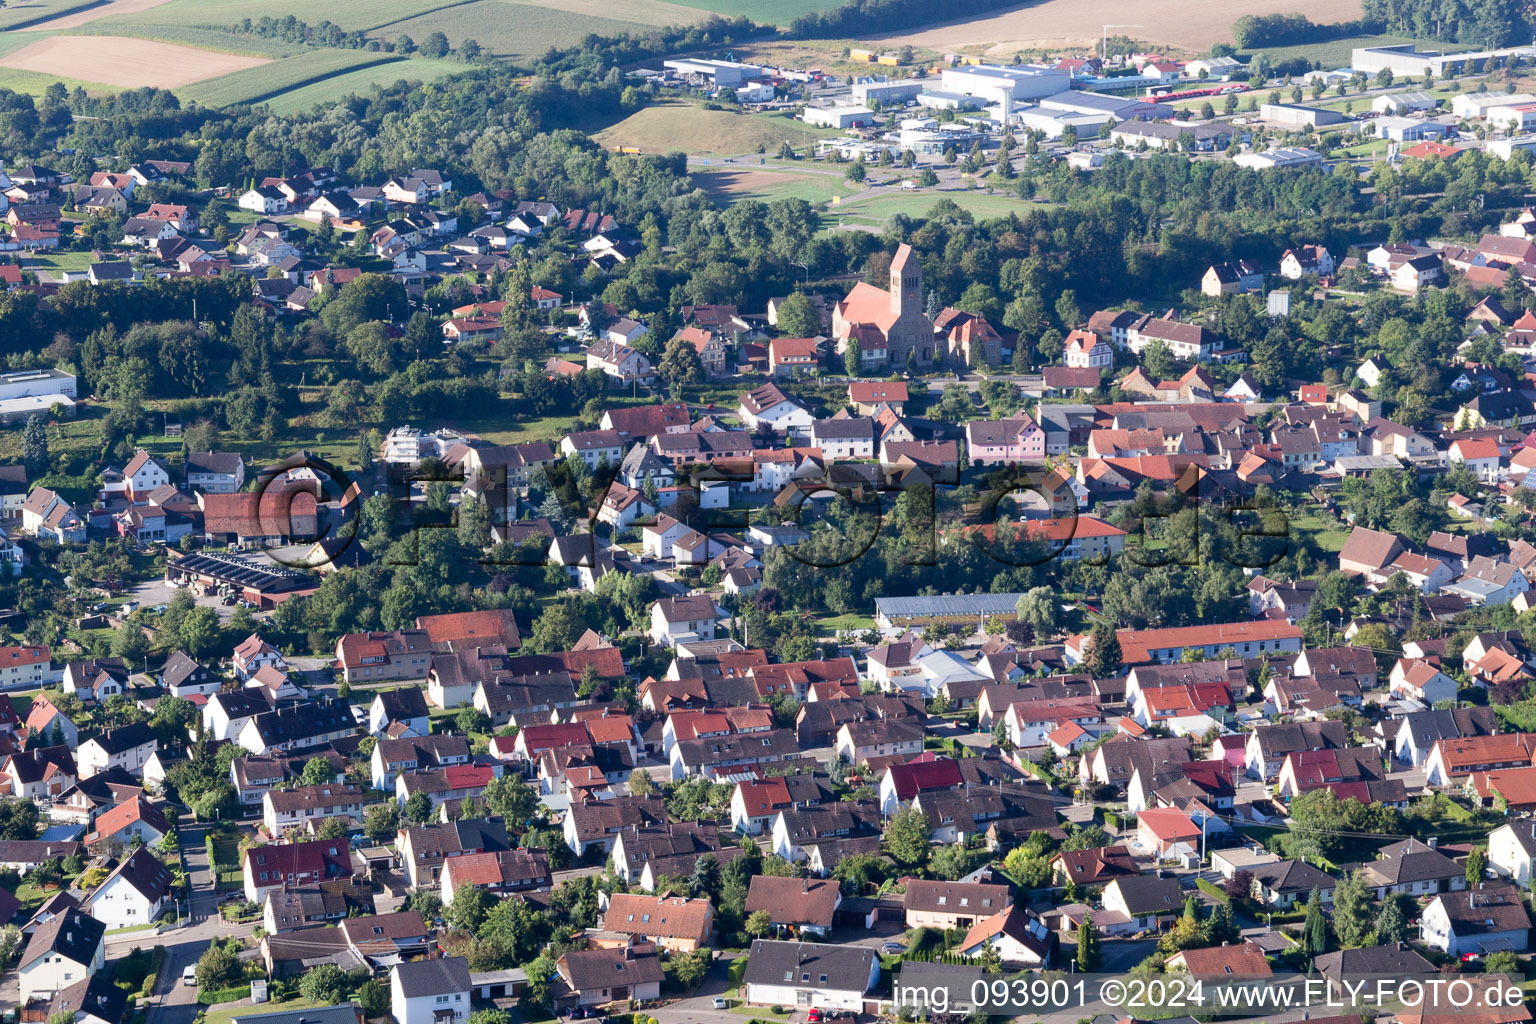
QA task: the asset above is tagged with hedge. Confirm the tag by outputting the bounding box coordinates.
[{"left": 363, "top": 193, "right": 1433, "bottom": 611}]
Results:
[
  {"left": 1195, "top": 879, "right": 1230, "bottom": 903},
  {"left": 199, "top": 985, "right": 253, "bottom": 1005}
]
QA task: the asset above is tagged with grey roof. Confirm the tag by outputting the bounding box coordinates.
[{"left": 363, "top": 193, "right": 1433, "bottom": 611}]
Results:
[
  {"left": 742, "top": 939, "right": 877, "bottom": 993},
  {"left": 875, "top": 593, "right": 1026, "bottom": 619},
  {"left": 1314, "top": 943, "right": 1434, "bottom": 978},
  {"left": 394, "top": 955, "right": 472, "bottom": 996},
  {"left": 87, "top": 721, "right": 157, "bottom": 755},
  {"left": 22, "top": 907, "right": 103, "bottom": 970},
  {"left": 1106, "top": 874, "right": 1184, "bottom": 915},
  {"left": 1250, "top": 858, "right": 1335, "bottom": 894}
]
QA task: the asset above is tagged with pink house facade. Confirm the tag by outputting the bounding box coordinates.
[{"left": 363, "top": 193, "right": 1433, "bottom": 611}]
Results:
[{"left": 966, "top": 417, "right": 1047, "bottom": 465}]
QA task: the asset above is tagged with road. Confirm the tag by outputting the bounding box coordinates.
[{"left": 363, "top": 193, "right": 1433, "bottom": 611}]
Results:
[{"left": 131, "top": 820, "right": 240, "bottom": 1024}]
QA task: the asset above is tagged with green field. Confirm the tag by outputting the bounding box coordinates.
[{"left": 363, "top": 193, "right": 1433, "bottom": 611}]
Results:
[
  {"left": 180, "top": 49, "right": 401, "bottom": 106},
  {"left": 820, "top": 188, "right": 1039, "bottom": 229},
  {"left": 660, "top": 0, "right": 843, "bottom": 25},
  {"left": 0, "top": 66, "right": 120, "bottom": 96},
  {"left": 0, "top": 0, "right": 98, "bottom": 31},
  {"left": 377, "top": 0, "right": 668, "bottom": 59},
  {"left": 92, "top": 0, "right": 454, "bottom": 31},
  {"left": 693, "top": 165, "right": 861, "bottom": 205},
  {"left": 258, "top": 56, "right": 465, "bottom": 112},
  {"left": 1242, "top": 34, "right": 1464, "bottom": 69}
]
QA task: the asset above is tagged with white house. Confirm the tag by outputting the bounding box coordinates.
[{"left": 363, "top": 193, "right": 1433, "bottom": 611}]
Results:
[
  {"left": 1489, "top": 821, "right": 1536, "bottom": 887},
  {"left": 391, "top": 956, "right": 472, "bottom": 1024},
  {"left": 239, "top": 186, "right": 290, "bottom": 215},
  {"left": 18, "top": 907, "right": 105, "bottom": 1001},
  {"left": 78, "top": 848, "right": 171, "bottom": 929},
  {"left": 1388, "top": 658, "right": 1458, "bottom": 705},
  {"left": 75, "top": 722, "right": 157, "bottom": 779},
  {"left": 741, "top": 940, "right": 879, "bottom": 1011},
  {"left": 1419, "top": 886, "right": 1530, "bottom": 955},
  {"left": 649, "top": 594, "right": 719, "bottom": 648},
  {"left": 737, "top": 383, "right": 814, "bottom": 434}
]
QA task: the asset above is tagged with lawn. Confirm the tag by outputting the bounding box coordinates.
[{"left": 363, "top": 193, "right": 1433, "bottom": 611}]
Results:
[
  {"left": 821, "top": 189, "right": 1039, "bottom": 228},
  {"left": 814, "top": 613, "right": 875, "bottom": 636},
  {"left": 257, "top": 56, "right": 466, "bottom": 113},
  {"left": 593, "top": 102, "right": 838, "bottom": 158},
  {"left": 204, "top": 997, "right": 325, "bottom": 1024},
  {"left": 692, "top": 166, "right": 859, "bottom": 207}
]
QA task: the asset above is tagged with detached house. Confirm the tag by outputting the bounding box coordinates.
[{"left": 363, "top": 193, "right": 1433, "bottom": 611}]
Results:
[
  {"left": 78, "top": 848, "right": 170, "bottom": 929},
  {"left": 18, "top": 908, "right": 104, "bottom": 1001}
]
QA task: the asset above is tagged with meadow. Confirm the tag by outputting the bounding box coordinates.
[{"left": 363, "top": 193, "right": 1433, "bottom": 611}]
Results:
[
  {"left": 1241, "top": 33, "right": 1465, "bottom": 68},
  {"left": 819, "top": 189, "right": 1039, "bottom": 229},
  {"left": 693, "top": 166, "right": 860, "bottom": 205}
]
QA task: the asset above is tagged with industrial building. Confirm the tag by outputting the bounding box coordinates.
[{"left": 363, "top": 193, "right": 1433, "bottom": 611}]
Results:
[
  {"left": 0, "top": 367, "right": 77, "bottom": 424},
  {"left": 802, "top": 105, "right": 877, "bottom": 129},
  {"left": 1452, "top": 91, "right": 1536, "bottom": 118},
  {"left": 1233, "top": 147, "right": 1325, "bottom": 170},
  {"left": 662, "top": 58, "right": 765, "bottom": 87},
  {"left": 852, "top": 79, "right": 923, "bottom": 107},
  {"left": 1259, "top": 103, "right": 1346, "bottom": 127},
  {"left": 938, "top": 65, "right": 1069, "bottom": 104},
  {"left": 1372, "top": 116, "right": 1452, "bottom": 142},
  {"left": 1488, "top": 136, "right": 1536, "bottom": 159},
  {"left": 1352, "top": 43, "right": 1536, "bottom": 78},
  {"left": 1482, "top": 100, "right": 1536, "bottom": 132}
]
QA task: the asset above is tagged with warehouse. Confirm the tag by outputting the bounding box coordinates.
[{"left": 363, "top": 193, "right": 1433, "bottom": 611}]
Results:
[
  {"left": 1259, "top": 103, "right": 1345, "bottom": 127},
  {"left": 662, "top": 58, "right": 765, "bottom": 87},
  {"left": 803, "top": 105, "right": 877, "bottom": 129},
  {"left": 0, "top": 368, "right": 76, "bottom": 424},
  {"left": 1373, "top": 116, "right": 1452, "bottom": 142},
  {"left": 1353, "top": 43, "right": 1536, "bottom": 78},
  {"left": 1233, "top": 147, "right": 1325, "bottom": 170},
  {"left": 852, "top": 79, "right": 923, "bottom": 106},
  {"left": 938, "top": 64, "right": 1068, "bottom": 102}
]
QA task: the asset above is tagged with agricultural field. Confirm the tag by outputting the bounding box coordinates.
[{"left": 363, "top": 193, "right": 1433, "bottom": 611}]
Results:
[
  {"left": 871, "top": 0, "right": 1364, "bottom": 56},
  {"left": 17, "top": 0, "right": 177, "bottom": 30},
  {"left": 0, "top": 34, "right": 269, "bottom": 89},
  {"left": 0, "top": 0, "right": 98, "bottom": 31},
  {"left": 659, "top": 0, "right": 845, "bottom": 26},
  {"left": 257, "top": 56, "right": 467, "bottom": 112},
  {"left": 178, "top": 49, "right": 400, "bottom": 107},
  {"left": 375, "top": 0, "right": 701, "bottom": 61},
  {"left": 593, "top": 101, "right": 838, "bottom": 157}
]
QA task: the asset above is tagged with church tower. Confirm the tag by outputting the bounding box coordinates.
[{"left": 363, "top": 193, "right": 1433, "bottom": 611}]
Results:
[{"left": 888, "top": 243, "right": 921, "bottom": 316}]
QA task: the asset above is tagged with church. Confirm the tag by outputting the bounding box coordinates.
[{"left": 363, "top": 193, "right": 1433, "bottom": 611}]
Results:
[{"left": 832, "top": 244, "right": 936, "bottom": 369}]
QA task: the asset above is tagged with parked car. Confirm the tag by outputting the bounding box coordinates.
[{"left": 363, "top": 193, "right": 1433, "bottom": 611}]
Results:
[
  {"left": 183, "top": 965, "right": 197, "bottom": 987},
  {"left": 881, "top": 941, "right": 905, "bottom": 954},
  {"left": 807, "top": 1011, "right": 822, "bottom": 1023},
  {"left": 713, "top": 998, "right": 728, "bottom": 1010}
]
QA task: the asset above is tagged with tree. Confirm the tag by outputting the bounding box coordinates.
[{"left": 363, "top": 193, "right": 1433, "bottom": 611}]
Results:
[
  {"left": 1331, "top": 869, "right": 1373, "bottom": 947},
  {"left": 1075, "top": 917, "right": 1099, "bottom": 971},
  {"left": 455, "top": 707, "right": 491, "bottom": 735},
  {"left": 1302, "top": 886, "right": 1328, "bottom": 955},
  {"left": 885, "top": 803, "right": 932, "bottom": 868},
  {"left": 300, "top": 756, "right": 333, "bottom": 787},
  {"left": 448, "top": 883, "right": 491, "bottom": 931},
  {"left": 629, "top": 768, "right": 656, "bottom": 797},
  {"left": 1081, "top": 620, "right": 1122, "bottom": 677},
  {"left": 421, "top": 31, "right": 450, "bottom": 58},
  {"left": 356, "top": 978, "right": 389, "bottom": 1017},
  {"left": 774, "top": 292, "right": 821, "bottom": 338},
  {"left": 1015, "top": 587, "right": 1058, "bottom": 637},
  {"left": 195, "top": 941, "right": 239, "bottom": 990},
  {"left": 483, "top": 773, "right": 536, "bottom": 828},
  {"left": 111, "top": 623, "right": 150, "bottom": 670},
  {"left": 21, "top": 415, "right": 48, "bottom": 477},
  {"left": 658, "top": 335, "right": 705, "bottom": 387},
  {"left": 402, "top": 792, "right": 434, "bottom": 826},
  {"left": 299, "top": 963, "right": 349, "bottom": 1004},
  {"left": 364, "top": 802, "right": 399, "bottom": 844},
  {"left": 1466, "top": 846, "right": 1488, "bottom": 887},
  {"left": 1375, "top": 894, "right": 1406, "bottom": 943},
  {"left": 0, "top": 924, "right": 21, "bottom": 964},
  {"left": 746, "top": 909, "right": 773, "bottom": 938}
]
